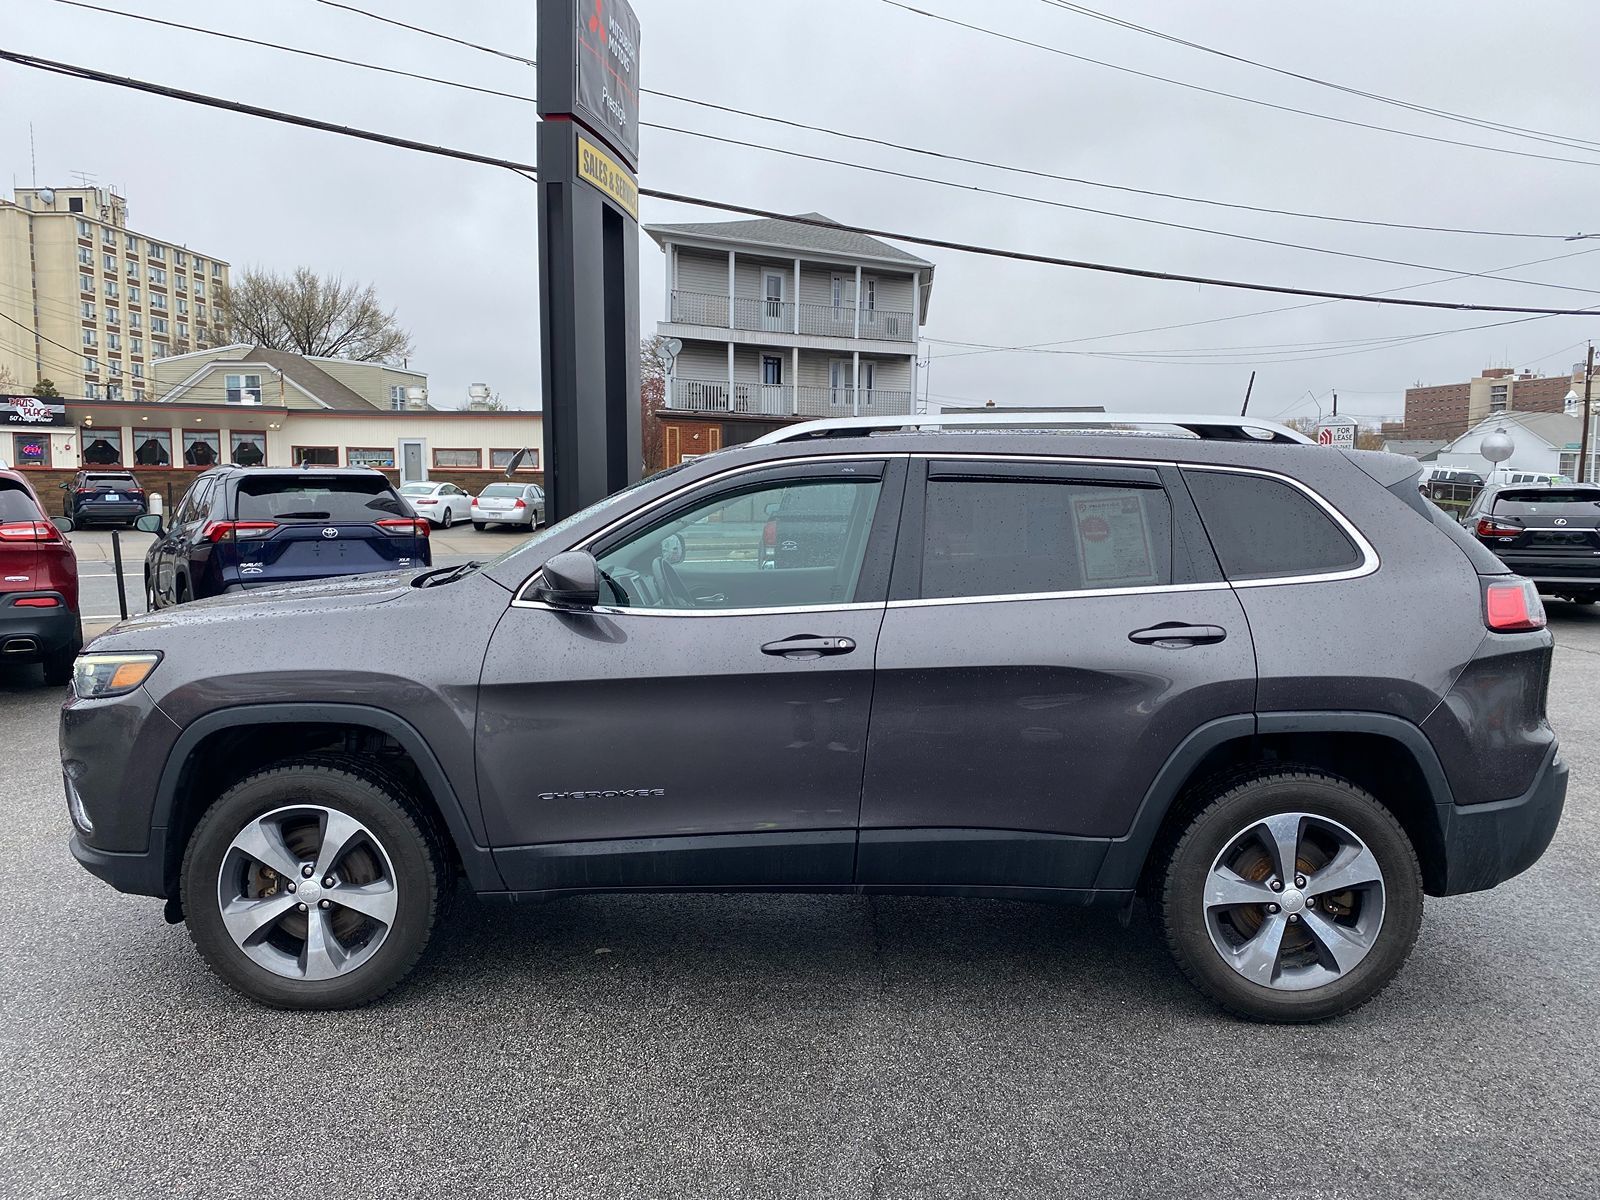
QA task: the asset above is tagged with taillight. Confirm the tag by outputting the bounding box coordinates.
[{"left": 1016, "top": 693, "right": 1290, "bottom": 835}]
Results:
[
  {"left": 13, "top": 596, "right": 60, "bottom": 608},
  {"left": 0, "top": 521, "right": 62, "bottom": 543},
  {"left": 201, "top": 520, "right": 277, "bottom": 543},
  {"left": 1476, "top": 517, "right": 1523, "bottom": 538},
  {"left": 75, "top": 488, "right": 94, "bottom": 496},
  {"left": 376, "top": 518, "right": 429, "bottom": 537},
  {"left": 512, "top": 498, "right": 526, "bottom": 509},
  {"left": 414, "top": 498, "right": 437, "bottom": 505},
  {"left": 1484, "top": 578, "right": 1546, "bottom": 632},
  {"left": 763, "top": 520, "right": 777, "bottom": 548}
]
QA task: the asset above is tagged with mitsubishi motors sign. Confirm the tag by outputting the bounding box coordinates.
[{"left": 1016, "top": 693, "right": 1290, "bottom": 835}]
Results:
[{"left": 2, "top": 395, "right": 68, "bottom": 427}]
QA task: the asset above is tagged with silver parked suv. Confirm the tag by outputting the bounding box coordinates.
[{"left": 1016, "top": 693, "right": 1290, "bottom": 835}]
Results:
[{"left": 61, "top": 414, "right": 1565, "bottom": 1020}]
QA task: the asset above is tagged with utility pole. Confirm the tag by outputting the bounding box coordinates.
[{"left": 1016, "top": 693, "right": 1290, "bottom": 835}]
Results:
[{"left": 1578, "top": 343, "right": 1595, "bottom": 483}]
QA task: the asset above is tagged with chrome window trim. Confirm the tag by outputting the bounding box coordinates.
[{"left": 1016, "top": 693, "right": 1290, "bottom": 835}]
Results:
[{"left": 508, "top": 449, "right": 1380, "bottom": 614}]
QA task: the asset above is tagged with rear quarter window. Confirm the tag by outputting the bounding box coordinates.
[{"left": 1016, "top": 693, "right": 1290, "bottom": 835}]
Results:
[
  {"left": 0, "top": 483, "right": 44, "bottom": 522},
  {"left": 1184, "top": 469, "right": 1362, "bottom": 581}
]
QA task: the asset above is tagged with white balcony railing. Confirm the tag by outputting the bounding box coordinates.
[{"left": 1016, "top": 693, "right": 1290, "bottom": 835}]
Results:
[
  {"left": 670, "top": 290, "right": 915, "bottom": 342},
  {"left": 663, "top": 378, "right": 915, "bottom": 417}
]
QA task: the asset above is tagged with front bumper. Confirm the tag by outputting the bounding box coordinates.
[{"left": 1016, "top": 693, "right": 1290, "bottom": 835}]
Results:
[
  {"left": 1436, "top": 743, "right": 1568, "bottom": 895},
  {"left": 0, "top": 594, "right": 80, "bottom": 660},
  {"left": 70, "top": 831, "right": 167, "bottom": 897}
]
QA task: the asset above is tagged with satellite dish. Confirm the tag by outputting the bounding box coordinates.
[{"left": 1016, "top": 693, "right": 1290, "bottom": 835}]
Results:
[
  {"left": 664, "top": 338, "right": 683, "bottom": 359},
  {"left": 38, "top": 188, "right": 54, "bottom": 204}
]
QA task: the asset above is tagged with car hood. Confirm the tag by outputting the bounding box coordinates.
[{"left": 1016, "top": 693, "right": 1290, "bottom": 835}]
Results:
[{"left": 91, "top": 569, "right": 418, "bottom": 643}]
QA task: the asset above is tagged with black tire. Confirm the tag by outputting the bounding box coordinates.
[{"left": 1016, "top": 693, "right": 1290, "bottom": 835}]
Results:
[
  {"left": 41, "top": 646, "right": 75, "bottom": 687},
  {"left": 472, "top": 521, "right": 486, "bottom": 532},
  {"left": 440, "top": 506, "right": 454, "bottom": 529},
  {"left": 180, "top": 758, "right": 446, "bottom": 1009},
  {"left": 1158, "top": 770, "right": 1423, "bottom": 1023}
]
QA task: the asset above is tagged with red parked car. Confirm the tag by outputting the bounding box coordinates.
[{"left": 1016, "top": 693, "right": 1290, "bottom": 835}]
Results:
[{"left": 0, "top": 467, "right": 81, "bottom": 684}]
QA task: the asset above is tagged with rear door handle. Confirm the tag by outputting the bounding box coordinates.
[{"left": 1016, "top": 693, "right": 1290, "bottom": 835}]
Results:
[
  {"left": 761, "top": 635, "right": 857, "bottom": 659},
  {"left": 1128, "top": 623, "right": 1227, "bottom": 648}
]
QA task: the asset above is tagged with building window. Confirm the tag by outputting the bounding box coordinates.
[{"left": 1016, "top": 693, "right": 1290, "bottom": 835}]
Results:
[
  {"left": 176, "top": 276, "right": 187, "bottom": 294},
  {"left": 347, "top": 447, "right": 397, "bottom": 468},
  {"left": 82, "top": 330, "right": 97, "bottom": 347},
  {"left": 132, "top": 388, "right": 145, "bottom": 403},
  {"left": 131, "top": 361, "right": 144, "bottom": 378},
  {"left": 81, "top": 428, "right": 123, "bottom": 466},
  {"left": 83, "top": 382, "right": 100, "bottom": 400},
  {"left": 76, "top": 219, "right": 92, "bottom": 238},
  {"left": 104, "top": 280, "right": 118, "bottom": 299},
  {"left": 182, "top": 430, "right": 221, "bottom": 467},
  {"left": 292, "top": 446, "right": 339, "bottom": 467},
  {"left": 194, "top": 281, "right": 206, "bottom": 301},
  {"left": 177, "top": 322, "right": 189, "bottom": 342},
  {"left": 151, "top": 317, "right": 168, "bottom": 334},
  {"left": 78, "top": 247, "right": 93, "bottom": 265},
  {"left": 149, "top": 268, "right": 167, "bottom": 286},
  {"left": 81, "top": 301, "right": 96, "bottom": 319},
  {"left": 80, "top": 273, "right": 95, "bottom": 292},
  {"left": 153, "top": 343, "right": 168, "bottom": 360},
  {"left": 389, "top": 385, "right": 407, "bottom": 410},
  {"left": 177, "top": 298, "right": 188, "bottom": 316},
  {"left": 230, "top": 431, "right": 266, "bottom": 466},
  {"left": 175, "top": 250, "right": 187, "bottom": 268},
  {"left": 151, "top": 294, "right": 167, "bottom": 312},
  {"left": 225, "top": 373, "right": 262, "bottom": 403},
  {"left": 125, "top": 233, "right": 138, "bottom": 251},
  {"left": 12, "top": 432, "right": 50, "bottom": 467},
  {"left": 432, "top": 448, "right": 482, "bottom": 469},
  {"left": 68, "top": 197, "right": 84, "bottom": 213},
  {"left": 83, "top": 356, "right": 99, "bottom": 375},
  {"left": 108, "top": 360, "right": 122, "bottom": 377},
  {"left": 103, "top": 254, "right": 117, "bottom": 271},
  {"left": 132, "top": 429, "right": 172, "bottom": 466},
  {"left": 491, "top": 448, "right": 539, "bottom": 471},
  {"left": 130, "top": 312, "right": 142, "bottom": 330},
  {"left": 129, "top": 285, "right": 140, "bottom": 304},
  {"left": 212, "top": 262, "right": 222, "bottom": 278},
  {"left": 106, "top": 383, "right": 123, "bottom": 400},
  {"left": 101, "top": 226, "right": 115, "bottom": 244},
  {"left": 126, "top": 258, "right": 138, "bottom": 278},
  {"left": 193, "top": 257, "right": 206, "bottom": 274},
  {"left": 107, "top": 333, "right": 121, "bottom": 351},
  {"left": 147, "top": 242, "right": 165, "bottom": 260}
]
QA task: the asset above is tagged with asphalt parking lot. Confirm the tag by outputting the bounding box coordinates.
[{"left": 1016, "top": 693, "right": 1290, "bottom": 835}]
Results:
[{"left": 1, "top": 609, "right": 1597, "bottom": 1198}]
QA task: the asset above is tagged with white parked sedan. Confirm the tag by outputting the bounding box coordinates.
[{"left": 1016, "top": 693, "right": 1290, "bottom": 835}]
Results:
[
  {"left": 472, "top": 482, "right": 546, "bottom": 530},
  {"left": 399, "top": 481, "right": 473, "bottom": 528}
]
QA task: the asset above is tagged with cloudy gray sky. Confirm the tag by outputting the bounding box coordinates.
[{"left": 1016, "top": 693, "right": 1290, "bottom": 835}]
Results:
[{"left": 5, "top": 0, "right": 1598, "bottom": 421}]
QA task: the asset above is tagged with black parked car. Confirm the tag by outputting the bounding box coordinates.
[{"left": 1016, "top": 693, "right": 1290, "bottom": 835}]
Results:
[
  {"left": 139, "top": 466, "right": 432, "bottom": 606},
  {"left": 63, "top": 469, "right": 146, "bottom": 528},
  {"left": 63, "top": 415, "right": 1564, "bottom": 1020},
  {"left": 1463, "top": 483, "right": 1600, "bottom": 604}
]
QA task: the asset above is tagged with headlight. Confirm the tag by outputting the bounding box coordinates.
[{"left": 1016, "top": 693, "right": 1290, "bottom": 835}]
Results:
[{"left": 72, "top": 652, "right": 162, "bottom": 698}]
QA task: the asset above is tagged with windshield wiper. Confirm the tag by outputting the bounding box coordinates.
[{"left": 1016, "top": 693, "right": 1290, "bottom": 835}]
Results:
[{"left": 420, "top": 561, "right": 484, "bottom": 587}]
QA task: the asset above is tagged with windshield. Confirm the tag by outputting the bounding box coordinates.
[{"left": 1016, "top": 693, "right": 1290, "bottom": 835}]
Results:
[
  {"left": 479, "top": 484, "right": 524, "bottom": 498},
  {"left": 480, "top": 461, "right": 698, "bottom": 572},
  {"left": 235, "top": 475, "right": 409, "bottom": 522}
]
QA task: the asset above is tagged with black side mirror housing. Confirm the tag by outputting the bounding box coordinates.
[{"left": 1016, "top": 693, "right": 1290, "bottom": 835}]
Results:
[
  {"left": 134, "top": 513, "right": 164, "bottom": 535},
  {"left": 534, "top": 550, "right": 600, "bottom": 609}
]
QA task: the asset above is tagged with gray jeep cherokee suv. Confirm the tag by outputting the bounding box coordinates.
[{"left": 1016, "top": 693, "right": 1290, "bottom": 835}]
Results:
[{"left": 61, "top": 414, "right": 1567, "bottom": 1021}]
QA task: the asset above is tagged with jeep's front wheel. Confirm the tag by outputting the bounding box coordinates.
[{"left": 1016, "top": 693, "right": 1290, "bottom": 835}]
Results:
[
  {"left": 181, "top": 761, "right": 445, "bottom": 1009},
  {"left": 1159, "top": 771, "right": 1423, "bottom": 1023}
]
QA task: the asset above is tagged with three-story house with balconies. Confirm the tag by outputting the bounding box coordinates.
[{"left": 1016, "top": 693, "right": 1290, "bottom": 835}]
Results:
[{"left": 646, "top": 212, "right": 934, "bottom": 466}]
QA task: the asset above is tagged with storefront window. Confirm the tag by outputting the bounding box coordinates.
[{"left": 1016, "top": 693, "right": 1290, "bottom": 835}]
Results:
[
  {"left": 12, "top": 433, "right": 50, "bottom": 467},
  {"left": 292, "top": 446, "right": 339, "bottom": 467},
  {"left": 132, "top": 429, "right": 173, "bottom": 466},
  {"left": 183, "top": 429, "right": 221, "bottom": 467},
  {"left": 230, "top": 431, "right": 267, "bottom": 466},
  {"left": 433, "top": 448, "right": 481, "bottom": 469},
  {"left": 347, "top": 447, "right": 396, "bottom": 469},
  {"left": 491, "top": 448, "right": 540, "bottom": 471},
  {"left": 81, "top": 428, "right": 123, "bottom": 466}
]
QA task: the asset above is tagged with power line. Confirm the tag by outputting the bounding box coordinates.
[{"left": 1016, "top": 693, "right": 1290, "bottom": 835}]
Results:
[
  {"left": 925, "top": 245, "right": 1600, "bottom": 362},
  {"left": 73, "top": 0, "right": 1588, "bottom": 249},
  {"left": 12, "top": 48, "right": 1600, "bottom": 318},
  {"left": 644, "top": 122, "right": 1600, "bottom": 295},
  {"left": 311, "top": 0, "right": 535, "bottom": 67},
  {"left": 1035, "top": 0, "right": 1600, "bottom": 155},
  {"left": 881, "top": 2, "right": 1600, "bottom": 170}
]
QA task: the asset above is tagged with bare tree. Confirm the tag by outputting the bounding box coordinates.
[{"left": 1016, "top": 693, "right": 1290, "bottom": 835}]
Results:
[
  {"left": 640, "top": 335, "right": 670, "bottom": 471},
  {"left": 0, "top": 363, "right": 17, "bottom": 393},
  {"left": 219, "top": 267, "right": 413, "bottom": 363}
]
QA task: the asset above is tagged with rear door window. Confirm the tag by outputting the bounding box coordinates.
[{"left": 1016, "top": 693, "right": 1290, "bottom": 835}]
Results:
[
  {"left": 234, "top": 475, "right": 407, "bottom": 523},
  {"left": 1184, "top": 469, "right": 1364, "bottom": 581},
  {"left": 916, "top": 466, "right": 1176, "bottom": 599}
]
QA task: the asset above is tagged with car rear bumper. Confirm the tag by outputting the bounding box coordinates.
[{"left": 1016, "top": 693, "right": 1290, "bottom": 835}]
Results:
[
  {"left": 1483, "top": 550, "right": 1600, "bottom": 591},
  {"left": 472, "top": 506, "right": 534, "bottom": 524},
  {"left": 75, "top": 502, "right": 145, "bottom": 521},
  {"left": 0, "top": 593, "right": 80, "bottom": 660},
  {"left": 1436, "top": 742, "right": 1567, "bottom": 895}
]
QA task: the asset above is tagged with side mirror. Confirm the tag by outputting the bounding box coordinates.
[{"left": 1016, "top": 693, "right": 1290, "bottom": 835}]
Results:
[
  {"left": 51, "top": 515, "right": 74, "bottom": 533},
  {"left": 58, "top": 481, "right": 70, "bottom": 490},
  {"left": 134, "top": 513, "right": 164, "bottom": 535},
  {"left": 534, "top": 550, "right": 600, "bottom": 609}
]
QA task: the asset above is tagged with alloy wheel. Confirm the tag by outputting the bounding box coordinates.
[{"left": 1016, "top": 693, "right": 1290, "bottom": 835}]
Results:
[
  {"left": 216, "top": 805, "right": 400, "bottom": 981},
  {"left": 1202, "top": 811, "right": 1386, "bottom": 992}
]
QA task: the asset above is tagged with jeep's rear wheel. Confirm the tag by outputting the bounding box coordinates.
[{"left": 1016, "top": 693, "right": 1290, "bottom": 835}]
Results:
[
  {"left": 1159, "top": 771, "right": 1423, "bottom": 1023},
  {"left": 181, "top": 760, "right": 445, "bottom": 1009}
]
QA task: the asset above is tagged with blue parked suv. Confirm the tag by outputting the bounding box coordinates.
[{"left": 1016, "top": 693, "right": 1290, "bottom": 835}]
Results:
[
  {"left": 140, "top": 467, "right": 431, "bottom": 606},
  {"left": 63, "top": 469, "right": 147, "bottom": 528}
]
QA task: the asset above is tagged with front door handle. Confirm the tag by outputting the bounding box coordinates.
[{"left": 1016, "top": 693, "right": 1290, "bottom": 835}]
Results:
[
  {"left": 1128, "top": 623, "right": 1227, "bottom": 648},
  {"left": 761, "top": 635, "right": 857, "bottom": 659}
]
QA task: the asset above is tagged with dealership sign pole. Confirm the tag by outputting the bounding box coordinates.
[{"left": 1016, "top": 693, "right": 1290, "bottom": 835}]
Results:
[{"left": 536, "top": 0, "right": 643, "bottom": 521}]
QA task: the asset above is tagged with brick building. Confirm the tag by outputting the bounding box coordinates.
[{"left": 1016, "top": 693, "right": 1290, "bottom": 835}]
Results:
[{"left": 1386, "top": 364, "right": 1584, "bottom": 442}]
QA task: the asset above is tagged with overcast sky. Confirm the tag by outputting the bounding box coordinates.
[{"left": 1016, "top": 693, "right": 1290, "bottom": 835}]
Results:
[{"left": 5, "top": 0, "right": 1599, "bottom": 421}]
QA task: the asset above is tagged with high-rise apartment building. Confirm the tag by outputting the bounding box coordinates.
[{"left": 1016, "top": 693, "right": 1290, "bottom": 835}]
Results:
[{"left": 0, "top": 186, "right": 230, "bottom": 401}]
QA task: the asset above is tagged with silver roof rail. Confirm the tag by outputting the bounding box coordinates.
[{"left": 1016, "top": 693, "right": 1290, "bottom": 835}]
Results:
[{"left": 749, "top": 412, "right": 1314, "bottom": 445}]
